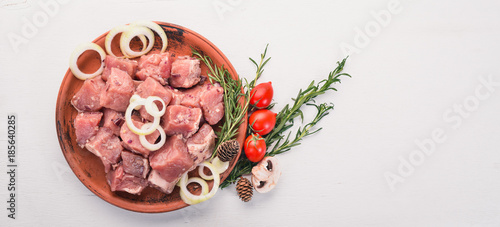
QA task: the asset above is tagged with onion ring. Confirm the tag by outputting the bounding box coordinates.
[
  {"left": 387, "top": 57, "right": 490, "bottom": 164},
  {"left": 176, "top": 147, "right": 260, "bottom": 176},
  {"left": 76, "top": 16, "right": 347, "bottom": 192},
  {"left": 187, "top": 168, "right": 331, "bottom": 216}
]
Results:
[
  {"left": 129, "top": 94, "right": 143, "bottom": 107},
  {"left": 120, "top": 25, "right": 155, "bottom": 58},
  {"left": 179, "top": 161, "right": 220, "bottom": 205},
  {"left": 124, "top": 97, "right": 160, "bottom": 135},
  {"left": 198, "top": 165, "right": 214, "bottom": 181},
  {"left": 144, "top": 96, "right": 166, "bottom": 118},
  {"left": 69, "top": 42, "right": 106, "bottom": 80},
  {"left": 179, "top": 176, "right": 210, "bottom": 204},
  {"left": 139, "top": 123, "right": 166, "bottom": 151},
  {"left": 211, "top": 157, "right": 229, "bottom": 174},
  {"left": 105, "top": 25, "right": 149, "bottom": 57},
  {"left": 105, "top": 25, "right": 128, "bottom": 57},
  {"left": 131, "top": 20, "right": 168, "bottom": 53}
]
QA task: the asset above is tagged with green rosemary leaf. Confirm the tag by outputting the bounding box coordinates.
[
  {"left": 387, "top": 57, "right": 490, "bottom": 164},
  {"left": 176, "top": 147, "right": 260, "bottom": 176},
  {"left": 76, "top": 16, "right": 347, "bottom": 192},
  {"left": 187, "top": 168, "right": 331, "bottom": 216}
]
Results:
[
  {"left": 220, "top": 51, "right": 350, "bottom": 189},
  {"left": 191, "top": 48, "right": 249, "bottom": 159}
]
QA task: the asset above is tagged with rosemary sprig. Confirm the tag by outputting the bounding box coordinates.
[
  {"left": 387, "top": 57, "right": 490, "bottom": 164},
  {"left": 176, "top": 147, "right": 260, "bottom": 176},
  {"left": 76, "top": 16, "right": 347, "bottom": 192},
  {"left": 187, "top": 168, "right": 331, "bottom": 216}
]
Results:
[
  {"left": 248, "top": 44, "right": 271, "bottom": 89},
  {"left": 220, "top": 56, "right": 350, "bottom": 188},
  {"left": 192, "top": 48, "right": 249, "bottom": 158},
  {"left": 218, "top": 45, "right": 271, "bottom": 189},
  {"left": 268, "top": 103, "right": 334, "bottom": 156},
  {"left": 265, "top": 57, "right": 350, "bottom": 149}
]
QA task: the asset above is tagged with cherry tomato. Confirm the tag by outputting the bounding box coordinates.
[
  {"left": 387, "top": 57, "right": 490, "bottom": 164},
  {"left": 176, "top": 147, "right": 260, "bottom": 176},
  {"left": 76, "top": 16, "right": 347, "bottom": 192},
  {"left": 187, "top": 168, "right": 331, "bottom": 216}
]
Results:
[
  {"left": 249, "top": 109, "right": 276, "bottom": 136},
  {"left": 250, "top": 82, "right": 273, "bottom": 108},
  {"left": 244, "top": 134, "right": 266, "bottom": 162}
]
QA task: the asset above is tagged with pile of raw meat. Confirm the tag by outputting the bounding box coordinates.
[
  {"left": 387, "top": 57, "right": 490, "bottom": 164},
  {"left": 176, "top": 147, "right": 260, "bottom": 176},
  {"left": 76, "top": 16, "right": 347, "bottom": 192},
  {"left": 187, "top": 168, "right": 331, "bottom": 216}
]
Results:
[{"left": 71, "top": 52, "right": 224, "bottom": 195}]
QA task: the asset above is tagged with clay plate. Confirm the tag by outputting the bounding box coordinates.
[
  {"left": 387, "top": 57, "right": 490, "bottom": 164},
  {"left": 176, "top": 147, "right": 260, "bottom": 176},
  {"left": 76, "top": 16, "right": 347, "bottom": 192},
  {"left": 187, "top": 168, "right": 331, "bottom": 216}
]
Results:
[{"left": 55, "top": 22, "right": 246, "bottom": 213}]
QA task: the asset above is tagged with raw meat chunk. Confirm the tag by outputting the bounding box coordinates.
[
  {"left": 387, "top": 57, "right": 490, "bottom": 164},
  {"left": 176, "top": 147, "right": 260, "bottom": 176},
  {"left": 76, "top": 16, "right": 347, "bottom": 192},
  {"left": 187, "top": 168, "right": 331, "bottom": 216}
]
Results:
[
  {"left": 71, "top": 76, "right": 105, "bottom": 112},
  {"left": 136, "top": 77, "right": 172, "bottom": 104},
  {"left": 106, "top": 164, "right": 148, "bottom": 195},
  {"left": 147, "top": 170, "right": 178, "bottom": 194},
  {"left": 101, "top": 55, "right": 138, "bottom": 81},
  {"left": 161, "top": 105, "right": 202, "bottom": 138},
  {"left": 199, "top": 83, "right": 224, "bottom": 125},
  {"left": 101, "top": 108, "right": 124, "bottom": 136},
  {"left": 121, "top": 151, "right": 150, "bottom": 179},
  {"left": 85, "top": 127, "right": 122, "bottom": 173},
  {"left": 164, "top": 85, "right": 183, "bottom": 105},
  {"left": 74, "top": 112, "right": 103, "bottom": 147},
  {"left": 186, "top": 124, "right": 216, "bottom": 169},
  {"left": 136, "top": 52, "right": 172, "bottom": 85},
  {"left": 133, "top": 80, "right": 143, "bottom": 89},
  {"left": 169, "top": 56, "right": 201, "bottom": 88},
  {"left": 149, "top": 135, "right": 193, "bottom": 182},
  {"left": 179, "top": 85, "right": 203, "bottom": 108},
  {"left": 135, "top": 77, "right": 172, "bottom": 121},
  {"left": 100, "top": 68, "right": 135, "bottom": 112},
  {"left": 120, "top": 117, "right": 160, "bottom": 157}
]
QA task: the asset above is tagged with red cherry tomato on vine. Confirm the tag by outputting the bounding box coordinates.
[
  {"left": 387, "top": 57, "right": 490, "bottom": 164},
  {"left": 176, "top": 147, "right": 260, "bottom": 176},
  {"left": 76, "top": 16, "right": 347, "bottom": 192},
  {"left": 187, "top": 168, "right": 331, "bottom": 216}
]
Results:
[
  {"left": 249, "top": 109, "right": 276, "bottom": 136},
  {"left": 250, "top": 82, "right": 274, "bottom": 108},
  {"left": 244, "top": 134, "right": 266, "bottom": 162}
]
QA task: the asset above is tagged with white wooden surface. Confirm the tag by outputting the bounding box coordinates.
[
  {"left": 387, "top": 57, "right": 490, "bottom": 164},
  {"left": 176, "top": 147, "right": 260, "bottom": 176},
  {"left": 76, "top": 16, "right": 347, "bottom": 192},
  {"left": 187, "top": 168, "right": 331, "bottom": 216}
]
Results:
[{"left": 1, "top": 0, "right": 500, "bottom": 226}]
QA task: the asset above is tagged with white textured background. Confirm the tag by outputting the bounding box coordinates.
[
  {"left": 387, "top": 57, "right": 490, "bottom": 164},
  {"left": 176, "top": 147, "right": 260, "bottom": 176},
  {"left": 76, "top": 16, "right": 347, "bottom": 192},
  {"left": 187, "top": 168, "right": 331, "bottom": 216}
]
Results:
[{"left": 1, "top": 0, "right": 500, "bottom": 226}]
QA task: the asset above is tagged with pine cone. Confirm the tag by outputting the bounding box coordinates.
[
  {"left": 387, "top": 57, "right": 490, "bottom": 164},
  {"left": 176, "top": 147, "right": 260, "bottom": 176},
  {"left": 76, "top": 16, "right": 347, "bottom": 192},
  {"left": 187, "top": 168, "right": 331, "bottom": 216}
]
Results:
[
  {"left": 236, "top": 178, "right": 253, "bottom": 202},
  {"left": 216, "top": 140, "right": 240, "bottom": 162}
]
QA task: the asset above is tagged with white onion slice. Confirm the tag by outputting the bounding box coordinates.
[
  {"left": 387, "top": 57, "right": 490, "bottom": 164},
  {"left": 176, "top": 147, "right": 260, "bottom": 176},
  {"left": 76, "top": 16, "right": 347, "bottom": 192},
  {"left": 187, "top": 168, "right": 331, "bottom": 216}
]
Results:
[
  {"left": 69, "top": 42, "right": 106, "bottom": 80},
  {"left": 105, "top": 25, "right": 148, "bottom": 57},
  {"left": 179, "top": 176, "right": 210, "bottom": 204},
  {"left": 137, "top": 35, "right": 148, "bottom": 53},
  {"left": 211, "top": 157, "right": 229, "bottom": 174},
  {"left": 179, "top": 161, "right": 220, "bottom": 205},
  {"left": 187, "top": 177, "right": 210, "bottom": 195},
  {"left": 124, "top": 98, "right": 160, "bottom": 135},
  {"left": 105, "top": 25, "right": 129, "bottom": 57},
  {"left": 120, "top": 25, "right": 155, "bottom": 58},
  {"left": 139, "top": 123, "right": 166, "bottom": 151},
  {"left": 129, "top": 94, "right": 144, "bottom": 107},
  {"left": 144, "top": 96, "right": 166, "bottom": 118},
  {"left": 198, "top": 165, "right": 214, "bottom": 181},
  {"left": 131, "top": 20, "right": 168, "bottom": 53}
]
